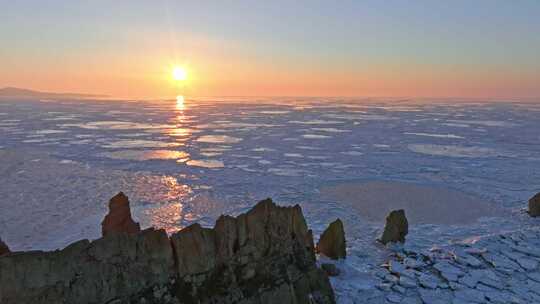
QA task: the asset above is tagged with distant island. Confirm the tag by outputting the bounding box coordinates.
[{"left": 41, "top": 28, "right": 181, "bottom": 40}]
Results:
[{"left": 0, "top": 87, "right": 107, "bottom": 100}]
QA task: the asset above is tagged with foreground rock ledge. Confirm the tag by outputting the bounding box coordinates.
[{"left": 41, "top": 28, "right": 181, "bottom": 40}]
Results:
[{"left": 0, "top": 198, "right": 335, "bottom": 304}]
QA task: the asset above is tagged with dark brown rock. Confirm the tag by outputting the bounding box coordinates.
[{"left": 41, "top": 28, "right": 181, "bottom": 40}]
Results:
[
  {"left": 101, "top": 192, "right": 140, "bottom": 236},
  {"left": 321, "top": 263, "right": 340, "bottom": 277},
  {"left": 316, "top": 219, "right": 346, "bottom": 260},
  {"left": 380, "top": 209, "right": 408, "bottom": 244},
  {"left": 0, "top": 238, "right": 10, "bottom": 256},
  {"left": 0, "top": 228, "right": 175, "bottom": 304},
  {"left": 529, "top": 192, "right": 540, "bottom": 217}
]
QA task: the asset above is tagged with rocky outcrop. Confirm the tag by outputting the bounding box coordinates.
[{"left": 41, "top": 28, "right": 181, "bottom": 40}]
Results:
[
  {"left": 170, "top": 198, "right": 334, "bottom": 303},
  {"left": 101, "top": 192, "right": 140, "bottom": 236},
  {"left": 316, "top": 219, "right": 346, "bottom": 260},
  {"left": 0, "top": 228, "right": 174, "bottom": 304},
  {"left": 380, "top": 209, "right": 408, "bottom": 245},
  {"left": 529, "top": 192, "right": 540, "bottom": 217},
  {"left": 0, "top": 197, "right": 335, "bottom": 304},
  {"left": 0, "top": 238, "right": 10, "bottom": 256}
]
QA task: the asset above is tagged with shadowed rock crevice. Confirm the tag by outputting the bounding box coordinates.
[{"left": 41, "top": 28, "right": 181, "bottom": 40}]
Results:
[
  {"left": 0, "top": 197, "right": 335, "bottom": 304},
  {"left": 0, "top": 238, "right": 9, "bottom": 256}
]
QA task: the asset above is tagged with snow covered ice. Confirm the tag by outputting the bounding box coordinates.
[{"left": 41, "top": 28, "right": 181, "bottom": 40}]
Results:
[{"left": 1, "top": 97, "right": 540, "bottom": 303}]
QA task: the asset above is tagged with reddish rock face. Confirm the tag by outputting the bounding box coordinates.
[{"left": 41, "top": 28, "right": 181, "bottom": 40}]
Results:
[
  {"left": 0, "top": 238, "right": 10, "bottom": 256},
  {"left": 101, "top": 192, "right": 141, "bottom": 236}
]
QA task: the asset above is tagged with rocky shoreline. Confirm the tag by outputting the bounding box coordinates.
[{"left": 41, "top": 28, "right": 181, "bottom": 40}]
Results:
[
  {"left": 0, "top": 196, "right": 336, "bottom": 304},
  {"left": 2, "top": 191, "right": 540, "bottom": 304}
]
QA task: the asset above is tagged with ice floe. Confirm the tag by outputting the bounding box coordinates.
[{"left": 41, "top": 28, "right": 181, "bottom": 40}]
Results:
[{"left": 408, "top": 144, "right": 507, "bottom": 158}]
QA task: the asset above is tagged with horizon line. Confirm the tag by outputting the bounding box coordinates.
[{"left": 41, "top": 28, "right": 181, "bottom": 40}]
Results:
[{"left": 1, "top": 86, "right": 539, "bottom": 102}]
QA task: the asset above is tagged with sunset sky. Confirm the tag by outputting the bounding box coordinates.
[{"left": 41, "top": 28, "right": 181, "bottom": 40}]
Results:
[{"left": 1, "top": 1, "right": 539, "bottom": 99}]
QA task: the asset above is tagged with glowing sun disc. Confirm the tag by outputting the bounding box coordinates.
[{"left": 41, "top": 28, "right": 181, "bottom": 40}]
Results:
[{"left": 172, "top": 67, "right": 187, "bottom": 81}]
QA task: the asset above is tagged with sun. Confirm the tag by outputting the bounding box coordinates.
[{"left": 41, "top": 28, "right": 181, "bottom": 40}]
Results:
[{"left": 172, "top": 66, "right": 187, "bottom": 81}]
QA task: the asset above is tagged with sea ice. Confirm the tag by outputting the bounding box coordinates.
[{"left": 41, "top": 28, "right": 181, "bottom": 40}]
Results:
[{"left": 1, "top": 98, "right": 539, "bottom": 303}]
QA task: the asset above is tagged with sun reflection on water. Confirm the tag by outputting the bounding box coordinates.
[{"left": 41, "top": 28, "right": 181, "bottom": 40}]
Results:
[
  {"left": 171, "top": 95, "right": 193, "bottom": 144},
  {"left": 138, "top": 175, "right": 193, "bottom": 234},
  {"left": 176, "top": 95, "right": 185, "bottom": 111}
]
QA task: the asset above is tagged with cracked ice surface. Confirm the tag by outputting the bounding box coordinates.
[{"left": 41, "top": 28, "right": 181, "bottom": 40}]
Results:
[
  {"left": 331, "top": 229, "right": 540, "bottom": 304},
  {"left": 0, "top": 97, "right": 540, "bottom": 303}
]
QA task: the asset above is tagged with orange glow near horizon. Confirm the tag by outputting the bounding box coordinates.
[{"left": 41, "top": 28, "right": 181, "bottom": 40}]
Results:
[
  {"left": 1, "top": 41, "right": 539, "bottom": 100},
  {"left": 3, "top": 63, "right": 539, "bottom": 100},
  {"left": 1, "top": 3, "right": 539, "bottom": 100}
]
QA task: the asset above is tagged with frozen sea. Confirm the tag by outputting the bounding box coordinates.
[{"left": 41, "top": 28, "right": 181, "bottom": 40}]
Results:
[{"left": 1, "top": 96, "right": 540, "bottom": 303}]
